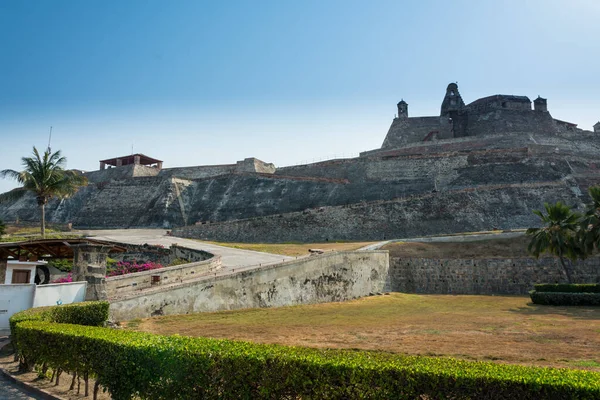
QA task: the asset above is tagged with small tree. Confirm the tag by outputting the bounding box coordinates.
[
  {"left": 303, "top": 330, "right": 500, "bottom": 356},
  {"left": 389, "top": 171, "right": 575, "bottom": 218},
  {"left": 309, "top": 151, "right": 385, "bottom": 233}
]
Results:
[
  {"left": 579, "top": 186, "right": 600, "bottom": 256},
  {"left": 0, "top": 147, "right": 87, "bottom": 238},
  {"left": 526, "top": 202, "right": 582, "bottom": 283},
  {"left": 0, "top": 218, "right": 5, "bottom": 236}
]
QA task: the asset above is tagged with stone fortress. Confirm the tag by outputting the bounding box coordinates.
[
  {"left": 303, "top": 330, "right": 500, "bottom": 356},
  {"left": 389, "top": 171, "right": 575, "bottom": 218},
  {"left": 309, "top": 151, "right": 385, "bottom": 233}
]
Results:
[{"left": 2, "top": 83, "right": 600, "bottom": 242}]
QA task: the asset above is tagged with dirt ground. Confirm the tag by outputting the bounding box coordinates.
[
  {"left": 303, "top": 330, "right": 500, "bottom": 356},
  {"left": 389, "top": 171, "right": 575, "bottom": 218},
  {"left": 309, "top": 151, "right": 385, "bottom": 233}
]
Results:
[
  {"left": 197, "top": 241, "right": 377, "bottom": 256},
  {"left": 0, "top": 343, "right": 110, "bottom": 400},
  {"left": 126, "top": 293, "right": 600, "bottom": 371},
  {"left": 382, "top": 236, "right": 537, "bottom": 259}
]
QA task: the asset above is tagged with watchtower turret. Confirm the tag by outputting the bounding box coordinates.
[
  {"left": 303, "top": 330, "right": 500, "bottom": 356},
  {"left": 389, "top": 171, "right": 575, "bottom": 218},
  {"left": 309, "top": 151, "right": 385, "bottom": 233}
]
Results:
[
  {"left": 594, "top": 121, "right": 600, "bottom": 133},
  {"left": 397, "top": 100, "right": 408, "bottom": 118},
  {"left": 534, "top": 96, "right": 548, "bottom": 112},
  {"left": 440, "top": 82, "right": 465, "bottom": 116}
]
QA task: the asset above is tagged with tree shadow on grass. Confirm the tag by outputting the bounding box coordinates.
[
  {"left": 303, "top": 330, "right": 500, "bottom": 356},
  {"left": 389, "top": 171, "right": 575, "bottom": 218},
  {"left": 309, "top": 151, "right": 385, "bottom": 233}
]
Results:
[{"left": 509, "top": 303, "right": 600, "bottom": 320}]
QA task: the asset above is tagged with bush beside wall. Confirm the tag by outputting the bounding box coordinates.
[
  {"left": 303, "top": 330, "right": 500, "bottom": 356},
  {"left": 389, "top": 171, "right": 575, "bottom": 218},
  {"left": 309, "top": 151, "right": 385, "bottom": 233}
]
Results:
[
  {"left": 534, "top": 283, "right": 600, "bottom": 293},
  {"left": 530, "top": 291, "right": 600, "bottom": 306},
  {"left": 11, "top": 315, "right": 600, "bottom": 399}
]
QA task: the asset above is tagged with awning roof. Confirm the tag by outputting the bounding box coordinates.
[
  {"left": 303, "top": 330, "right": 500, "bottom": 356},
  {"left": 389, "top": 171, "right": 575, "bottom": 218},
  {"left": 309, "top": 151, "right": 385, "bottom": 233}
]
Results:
[
  {"left": 0, "top": 239, "right": 127, "bottom": 260},
  {"left": 99, "top": 153, "right": 163, "bottom": 167}
]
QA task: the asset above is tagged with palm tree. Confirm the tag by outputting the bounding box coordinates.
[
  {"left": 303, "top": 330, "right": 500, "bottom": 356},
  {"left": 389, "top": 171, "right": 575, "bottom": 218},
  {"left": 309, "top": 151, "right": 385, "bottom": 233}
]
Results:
[
  {"left": 0, "top": 147, "right": 87, "bottom": 238},
  {"left": 579, "top": 186, "right": 600, "bottom": 257},
  {"left": 526, "top": 202, "right": 582, "bottom": 283}
]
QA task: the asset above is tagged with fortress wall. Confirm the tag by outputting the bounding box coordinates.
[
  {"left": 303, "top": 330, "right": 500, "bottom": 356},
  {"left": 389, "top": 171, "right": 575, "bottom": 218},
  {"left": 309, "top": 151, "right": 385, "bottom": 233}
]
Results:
[
  {"left": 381, "top": 116, "right": 442, "bottom": 148},
  {"left": 172, "top": 182, "right": 583, "bottom": 243},
  {"left": 183, "top": 174, "right": 355, "bottom": 223},
  {"left": 73, "top": 176, "right": 185, "bottom": 228},
  {"left": 83, "top": 164, "right": 161, "bottom": 183},
  {"left": 106, "top": 256, "right": 222, "bottom": 298},
  {"left": 466, "top": 109, "right": 557, "bottom": 137},
  {"left": 159, "top": 164, "right": 237, "bottom": 180},
  {"left": 388, "top": 256, "right": 600, "bottom": 295},
  {"left": 0, "top": 185, "right": 98, "bottom": 224},
  {"left": 109, "top": 251, "right": 389, "bottom": 320}
]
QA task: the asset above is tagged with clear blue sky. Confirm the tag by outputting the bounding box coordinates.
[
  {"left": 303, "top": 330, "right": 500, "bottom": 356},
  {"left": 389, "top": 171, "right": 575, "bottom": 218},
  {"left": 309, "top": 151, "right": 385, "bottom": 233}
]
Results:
[{"left": 1, "top": 0, "right": 599, "bottom": 194}]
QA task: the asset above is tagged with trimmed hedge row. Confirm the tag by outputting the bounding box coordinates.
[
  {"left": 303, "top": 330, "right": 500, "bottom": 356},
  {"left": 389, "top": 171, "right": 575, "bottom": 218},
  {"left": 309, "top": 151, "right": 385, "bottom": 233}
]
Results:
[
  {"left": 9, "top": 301, "right": 109, "bottom": 334},
  {"left": 12, "top": 319, "right": 600, "bottom": 399},
  {"left": 534, "top": 283, "right": 600, "bottom": 293},
  {"left": 530, "top": 291, "right": 600, "bottom": 306}
]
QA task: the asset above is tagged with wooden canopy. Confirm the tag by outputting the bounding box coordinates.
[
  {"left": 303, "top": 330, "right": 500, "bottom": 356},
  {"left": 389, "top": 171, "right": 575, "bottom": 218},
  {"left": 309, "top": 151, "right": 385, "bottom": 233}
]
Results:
[
  {"left": 99, "top": 153, "right": 162, "bottom": 167},
  {"left": 0, "top": 239, "right": 127, "bottom": 261}
]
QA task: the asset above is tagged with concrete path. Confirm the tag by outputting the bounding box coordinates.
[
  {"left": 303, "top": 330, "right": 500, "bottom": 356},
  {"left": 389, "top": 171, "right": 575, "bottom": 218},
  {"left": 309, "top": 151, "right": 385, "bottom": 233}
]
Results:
[
  {"left": 82, "top": 229, "right": 293, "bottom": 273},
  {"left": 0, "top": 339, "right": 43, "bottom": 400},
  {"left": 0, "top": 374, "right": 44, "bottom": 400}
]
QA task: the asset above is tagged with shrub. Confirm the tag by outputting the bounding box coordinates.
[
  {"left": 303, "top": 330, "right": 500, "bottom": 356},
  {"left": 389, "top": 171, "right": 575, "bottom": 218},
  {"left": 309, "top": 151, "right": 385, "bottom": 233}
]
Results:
[
  {"left": 105, "top": 260, "right": 163, "bottom": 277},
  {"left": 11, "top": 315, "right": 600, "bottom": 399},
  {"left": 46, "top": 258, "right": 73, "bottom": 273},
  {"left": 168, "top": 258, "right": 189, "bottom": 267},
  {"left": 51, "top": 273, "right": 73, "bottom": 283},
  {"left": 534, "top": 283, "right": 600, "bottom": 293},
  {"left": 9, "top": 301, "right": 109, "bottom": 336},
  {"left": 530, "top": 291, "right": 600, "bottom": 306}
]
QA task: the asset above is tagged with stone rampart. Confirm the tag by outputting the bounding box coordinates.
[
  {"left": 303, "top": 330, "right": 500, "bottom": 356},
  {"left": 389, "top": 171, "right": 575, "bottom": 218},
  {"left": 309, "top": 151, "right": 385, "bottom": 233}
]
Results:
[
  {"left": 388, "top": 256, "right": 600, "bottom": 295},
  {"left": 159, "top": 165, "right": 237, "bottom": 180},
  {"left": 106, "top": 256, "right": 222, "bottom": 298},
  {"left": 172, "top": 182, "right": 582, "bottom": 243},
  {"left": 381, "top": 116, "right": 444, "bottom": 149},
  {"left": 109, "top": 250, "right": 389, "bottom": 320}
]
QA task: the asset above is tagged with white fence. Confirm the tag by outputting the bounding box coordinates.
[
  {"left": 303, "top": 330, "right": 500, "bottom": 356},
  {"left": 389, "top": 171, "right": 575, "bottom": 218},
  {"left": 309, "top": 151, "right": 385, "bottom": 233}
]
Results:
[{"left": 0, "top": 282, "right": 87, "bottom": 331}]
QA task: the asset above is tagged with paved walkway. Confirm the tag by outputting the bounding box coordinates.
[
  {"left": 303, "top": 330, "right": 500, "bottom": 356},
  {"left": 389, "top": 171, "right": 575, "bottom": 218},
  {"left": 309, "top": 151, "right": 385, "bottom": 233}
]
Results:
[
  {"left": 0, "top": 339, "right": 43, "bottom": 400},
  {"left": 83, "top": 229, "right": 294, "bottom": 274}
]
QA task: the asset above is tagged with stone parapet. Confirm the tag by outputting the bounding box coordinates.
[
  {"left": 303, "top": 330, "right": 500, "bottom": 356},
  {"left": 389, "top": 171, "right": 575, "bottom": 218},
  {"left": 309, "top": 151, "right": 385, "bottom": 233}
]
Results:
[
  {"left": 109, "top": 251, "right": 389, "bottom": 321},
  {"left": 106, "top": 256, "right": 221, "bottom": 298}
]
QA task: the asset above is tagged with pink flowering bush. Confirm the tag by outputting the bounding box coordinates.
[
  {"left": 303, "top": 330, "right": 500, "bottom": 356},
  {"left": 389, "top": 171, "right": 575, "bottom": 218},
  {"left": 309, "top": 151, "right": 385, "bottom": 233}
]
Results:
[
  {"left": 106, "top": 260, "right": 164, "bottom": 277},
  {"left": 51, "top": 274, "right": 73, "bottom": 283}
]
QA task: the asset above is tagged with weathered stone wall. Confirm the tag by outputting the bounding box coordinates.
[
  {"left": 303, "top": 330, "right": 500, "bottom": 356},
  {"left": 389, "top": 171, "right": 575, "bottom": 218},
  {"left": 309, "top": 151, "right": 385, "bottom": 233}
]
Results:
[
  {"left": 109, "top": 243, "right": 213, "bottom": 265},
  {"left": 172, "top": 182, "right": 582, "bottom": 243},
  {"left": 109, "top": 251, "right": 389, "bottom": 320},
  {"left": 106, "top": 256, "right": 222, "bottom": 298},
  {"left": 388, "top": 256, "right": 600, "bottom": 295},
  {"left": 73, "top": 176, "right": 189, "bottom": 228},
  {"left": 84, "top": 164, "right": 160, "bottom": 183},
  {"left": 158, "top": 164, "right": 237, "bottom": 180},
  {"left": 381, "top": 116, "right": 443, "bottom": 149}
]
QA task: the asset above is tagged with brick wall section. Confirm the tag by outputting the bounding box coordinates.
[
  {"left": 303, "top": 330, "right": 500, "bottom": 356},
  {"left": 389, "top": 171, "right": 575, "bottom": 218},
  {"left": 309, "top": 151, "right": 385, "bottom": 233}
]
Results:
[{"left": 388, "top": 256, "right": 600, "bottom": 295}]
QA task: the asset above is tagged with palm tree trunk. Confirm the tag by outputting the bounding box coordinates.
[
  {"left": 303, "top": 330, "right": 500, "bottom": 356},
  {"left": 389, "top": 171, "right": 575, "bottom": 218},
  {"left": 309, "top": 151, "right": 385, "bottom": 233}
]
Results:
[
  {"left": 558, "top": 256, "right": 573, "bottom": 284},
  {"left": 40, "top": 203, "right": 45, "bottom": 238}
]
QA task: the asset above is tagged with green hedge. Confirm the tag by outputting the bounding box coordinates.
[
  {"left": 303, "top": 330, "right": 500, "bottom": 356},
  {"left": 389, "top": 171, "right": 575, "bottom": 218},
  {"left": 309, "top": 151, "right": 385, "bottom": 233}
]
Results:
[
  {"left": 530, "top": 291, "right": 600, "bottom": 306},
  {"left": 534, "top": 283, "right": 600, "bottom": 293},
  {"left": 9, "top": 301, "right": 109, "bottom": 335},
  {"left": 12, "top": 320, "right": 600, "bottom": 399}
]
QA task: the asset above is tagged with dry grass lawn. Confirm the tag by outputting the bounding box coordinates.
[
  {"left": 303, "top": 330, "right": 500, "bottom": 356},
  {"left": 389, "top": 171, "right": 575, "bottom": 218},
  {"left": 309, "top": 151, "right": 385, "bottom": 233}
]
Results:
[
  {"left": 195, "top": 240, "right": 377, "bottom": 256},
  {"left": 127, "top": 293, "right": 600, "bottom": 371}
]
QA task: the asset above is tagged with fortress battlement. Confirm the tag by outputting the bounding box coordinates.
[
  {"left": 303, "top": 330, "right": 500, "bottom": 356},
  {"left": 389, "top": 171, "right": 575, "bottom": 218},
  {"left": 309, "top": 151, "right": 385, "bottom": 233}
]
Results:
[{"left": 381, "top": 83, "right": 594, "bottom": 150}]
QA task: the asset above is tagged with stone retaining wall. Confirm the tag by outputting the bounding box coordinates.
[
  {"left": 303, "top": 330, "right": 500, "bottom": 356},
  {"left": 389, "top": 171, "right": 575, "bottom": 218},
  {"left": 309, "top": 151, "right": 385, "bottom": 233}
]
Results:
[
  {"left": 388, "top": 256, "right": 600, "bottom": 295},
  {"left": 109, "top": 251, "right": 389, "bottom": 320},
  {"left": 106, "top": 256, "right": 222, "bottom": 298},
  {"left": 172, "top": 182, "right": 582, "bottom": 243}
]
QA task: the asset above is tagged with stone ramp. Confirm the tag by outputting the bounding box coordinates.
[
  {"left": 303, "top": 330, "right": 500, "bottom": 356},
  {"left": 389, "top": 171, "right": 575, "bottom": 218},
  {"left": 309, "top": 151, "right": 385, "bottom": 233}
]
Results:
[{"left": 83, "top": 229, "right": 294, "bottom": 270}]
